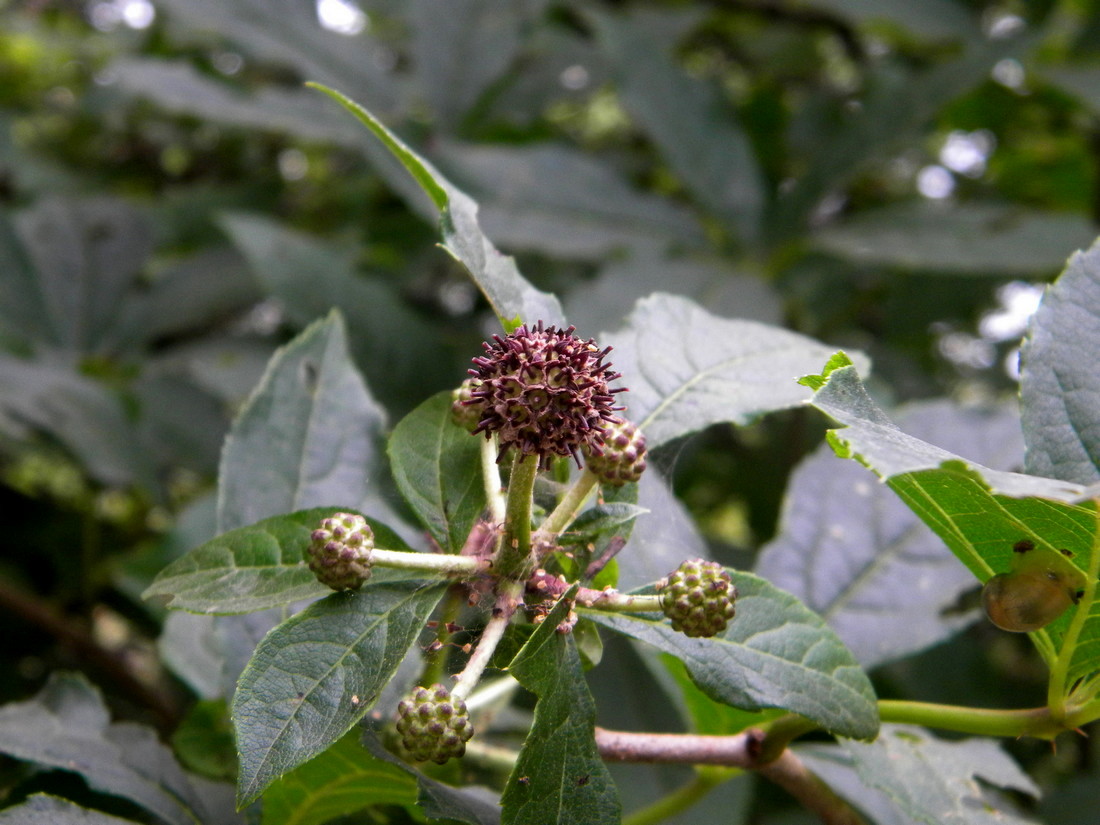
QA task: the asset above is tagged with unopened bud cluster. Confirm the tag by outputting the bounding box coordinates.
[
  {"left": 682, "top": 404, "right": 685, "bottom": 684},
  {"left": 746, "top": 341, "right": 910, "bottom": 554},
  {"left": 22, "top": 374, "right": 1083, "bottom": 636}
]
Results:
[
  {"left": 306, "top": 512, "right": 374, "bottom": 591},
  {"left": 657, "top": 559, "right": 737, "bottom": 638},
  {"left": 395, "top": 684, "right": 474, "bottom": 764},
  {"left": 583, "top": 418, "right": 647, "bottom": 485}
]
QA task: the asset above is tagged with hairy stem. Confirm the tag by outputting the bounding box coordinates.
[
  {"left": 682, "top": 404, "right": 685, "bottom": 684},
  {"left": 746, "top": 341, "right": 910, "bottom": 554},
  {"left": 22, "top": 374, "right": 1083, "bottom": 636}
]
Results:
[
  {"left": 371, "top": 548, "right": 486, "bottom": 577},
  {"left": 878, "top": 700, "right": 1060, "bottom": 739},
  {"left": 494, "top": 453, "right": 539, "bottom": 580},
  {"left": 534, "top": 467, "right": 600, "bottom": 543},
  {"left": 452, "top": 581, "right": 524, "bottom": 701},
  {"left": 419, "top": 586, "right": 466, "bottom": 688},
  {"left": 481, "top": 433, "right": 506, "bottom": 524},
  {"left": 1047, "top": 503, "right": 1100, "bottom": 721}
]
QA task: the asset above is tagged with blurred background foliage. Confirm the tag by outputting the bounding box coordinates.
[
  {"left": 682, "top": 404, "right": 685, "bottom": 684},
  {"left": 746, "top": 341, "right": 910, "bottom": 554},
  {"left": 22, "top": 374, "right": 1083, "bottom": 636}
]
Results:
[{"left": 3, "top": 0, "right": 1100, "bottom": 821}]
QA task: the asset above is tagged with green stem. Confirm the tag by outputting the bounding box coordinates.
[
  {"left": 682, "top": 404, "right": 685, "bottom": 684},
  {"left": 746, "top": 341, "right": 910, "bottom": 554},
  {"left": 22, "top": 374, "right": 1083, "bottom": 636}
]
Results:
[
  {"left": 1047, "top": 503, "right": 1100, "bottom": 721},
  {"left": 420, "top": 586, "right": 465, "bottom": 688},
  {"left": 482, "top": 433, "right": 506, "bottom": 524},
  {"left": 452, "top": 581, "right": 524, "bottom": 701},
  {"left": 494, "top": 453, "right": 539, "bottom": 580},
  {"left": 577, "top": 592, "right": 664, "bottom": 613},
  {"left": 757, "top": 715, "right": 819, "bottom": 763},
  {"left": 534, "top": 467, "right": 600, "bottom": 544},
  {"left": 622, "top": 770, "right": 732, "bottom": 825},
  {"left": 878, "top": 700, "right": 1060, "bottom": 739},
  {"left": 371, "top": 548, "right": 486, "bottom": 577}
]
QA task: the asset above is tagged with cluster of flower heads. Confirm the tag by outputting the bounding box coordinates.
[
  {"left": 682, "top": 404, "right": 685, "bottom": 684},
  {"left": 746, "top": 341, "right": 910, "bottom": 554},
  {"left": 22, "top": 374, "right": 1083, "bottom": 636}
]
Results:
[
  {"left": 460, "top": 322, "right": 626, "bottom": 465},
  {"left": 306, "top": 512, "right": 374, "bottom": 591}
]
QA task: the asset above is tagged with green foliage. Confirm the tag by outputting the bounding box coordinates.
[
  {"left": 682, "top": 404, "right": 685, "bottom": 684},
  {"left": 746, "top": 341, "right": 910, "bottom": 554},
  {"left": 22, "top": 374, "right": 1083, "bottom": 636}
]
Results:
[
  {"left": 587, "top": 573, "right": 879, "bottom": 740},
  {"left": 6, "top": 2, "right": 1100, "bottom": 824}
]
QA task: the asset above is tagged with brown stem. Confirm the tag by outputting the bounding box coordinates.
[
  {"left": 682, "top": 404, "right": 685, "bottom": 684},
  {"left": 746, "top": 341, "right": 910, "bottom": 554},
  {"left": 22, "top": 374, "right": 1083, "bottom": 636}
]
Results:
[
  {"left": 595, "top": 726, "right": 866, "bottom": 825},
  {"left": 758, "top": 750, "right": 868, "bottom": 825},
  {"left": 0, "top": 578, "right": 180, "bottom": 731}
]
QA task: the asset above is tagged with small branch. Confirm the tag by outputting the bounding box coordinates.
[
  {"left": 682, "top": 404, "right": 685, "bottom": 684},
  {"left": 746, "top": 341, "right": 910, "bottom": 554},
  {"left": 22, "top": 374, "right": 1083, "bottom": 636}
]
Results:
[
  {"left": 419, "top": 586, "right": 466, "bottom": 688},
  {"left": 0, "top": 578, "right": 180, "bottom": 730},
  {"left": 596, "top": 726, "right": 765, "bottom": 766},
  {"left": 481, "top": 434, "right": 506, "bottom": 524},
  {"left": 595, "top": 726, "right": 866, "bottom": 825},
  {"left": 371, "top": 548, "right": 487, "bottom": 578},
  {"left": 528, "top": 570, "right": 663, "bottom": 613},
  {"left": 879, "top": 699, "right": 1061, "bottom": 739},
  {"left": 452, "top": 581, "right": 524, "bottom": 701},
  {"left": 494, "top": 453, "right": 539, "bottom": 580},
  {"left": 757, "top": 750, "right": 867, "bottom": 825},
  {"left": 533, "top": 467, "right": 600, "bottom": 544},
  {"left": 1048, "top": 503, "right": 1100, "bottom": 721}
]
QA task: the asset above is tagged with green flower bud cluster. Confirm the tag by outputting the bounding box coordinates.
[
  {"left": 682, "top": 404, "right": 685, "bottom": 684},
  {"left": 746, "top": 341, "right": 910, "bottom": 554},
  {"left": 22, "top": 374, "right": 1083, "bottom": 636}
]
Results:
[
  {"left": 657, "top": 559, "right": 737, "bottom": 638},
  {"left": 306, "top": 512, "right": 374, "bottom": 591},
  {"left": 583, "top": 418, "right": 647, "bottom": 486},
  {"left": 395, "top": 684, "right": 474, "bottom": 764}
]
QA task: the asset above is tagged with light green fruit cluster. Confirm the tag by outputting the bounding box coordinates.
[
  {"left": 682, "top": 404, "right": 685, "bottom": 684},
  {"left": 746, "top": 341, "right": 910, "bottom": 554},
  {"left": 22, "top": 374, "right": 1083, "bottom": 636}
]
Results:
[
  {"left": 306, "top": 512, "right": 374, "bottom": 591},
  {"left": 395, "top": 684, "right": 474, "bottom": 764},
  {"left": 657, "top": 558, "right": 737, "bottom": 638},
  {"left": 583, "top": 418, "right": 647, "bottom": 486}
]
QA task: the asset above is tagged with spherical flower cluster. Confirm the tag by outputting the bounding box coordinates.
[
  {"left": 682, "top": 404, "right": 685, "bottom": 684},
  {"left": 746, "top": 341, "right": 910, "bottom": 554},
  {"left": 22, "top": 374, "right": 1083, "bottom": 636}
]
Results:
[
  {"left": 657, "top": 559, "right": 737, "bottom": 638},
  {"left": 463, "top": 322, "right": 626, "bottom": 464},
  {"left": 395, "top": 683, "right": 474, "bottom": 764},
  {"left": 305, "top": 512, "right": 374, "bottom": 591},
  {"left": 583, "top": 418, "right": 647, "bottom": 486}
]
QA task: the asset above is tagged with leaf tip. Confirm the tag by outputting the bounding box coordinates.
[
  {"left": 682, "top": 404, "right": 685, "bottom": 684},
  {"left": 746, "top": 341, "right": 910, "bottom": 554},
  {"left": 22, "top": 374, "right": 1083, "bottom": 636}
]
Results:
[{"left": 798, "top": 351, "right": 854, "bottom": 391}]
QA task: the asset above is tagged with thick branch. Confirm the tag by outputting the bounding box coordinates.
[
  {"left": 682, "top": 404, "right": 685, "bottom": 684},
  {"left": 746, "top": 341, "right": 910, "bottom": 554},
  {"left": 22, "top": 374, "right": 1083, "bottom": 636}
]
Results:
[
  {"left": 758, "top": 750, "right": 867, "bottom": 825},
  {"left": 0, "top": 578, "right": 179, "bottom": 730},
  {"left": 595, "top": 727, "right": 866, "bottom": 825}
]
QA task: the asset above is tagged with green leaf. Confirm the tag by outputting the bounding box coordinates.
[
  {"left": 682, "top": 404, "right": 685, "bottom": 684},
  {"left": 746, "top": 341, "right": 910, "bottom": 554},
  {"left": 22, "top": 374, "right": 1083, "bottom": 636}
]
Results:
[
  {"left": 806, "top": 362, "right": 1100, "bottom": 680},
  {"left": 813, "top": 202, "right": 1097, "bottom": 275},
  {"left": 11, "top": 198, "right": 152, "bottom": 353},
  {"left": 233, "top": 580, "right": 447, "bottom": 805},
  {"left": 843, "top": 725, "right": 1038, "bottom": 825},
  {"left": 0, "top": 674, "right": 223, "bottom": 825},
  {"left": 260, "top": 730, "right": 417, "bottom": 825},
  {"left": 0, "top": 210, "right": 51, "bottom": 344},
  {"left": 141, "top": 0, "right": 399, "bottom": 112},
  {"left": 771, "top": 40, "right": 1023, "bottom": 239},
  {"left": 619, "top": 469, "right": 711, "bottom": 590},
  {"left": 388, "top": 392, "right": 487, "bottom": 553},
  {"left": 805, "top": 0, "right": 980, "bottom": 39},
  {"left": 434, "top": 141, "right": 706, "bottom": 261},
  {"left": 361, "top": 734, "right": 503, "bottom": 825},
  {"left": 410, "top": 0, "right": 546, "bottom": 127},
  {"left": 172, "top": 700, "right": 237, "bottom": 782},
  {"left": 502, "top": 592, "right": 620, "bottom": 825},
  {"left": 218, "top": 212, "right": 452, "bottom": 409},
  {"left": 756, "top": 400, "right": 1026, "bottom": 668},
  {"left": 0, "top": 795, "right": 140, "bottom": 825},
  {"left": 604, "top": 293, "right": 864, "bottom": 448},
  {"left": 584, "top": 572, "right": 880, "bottom": 740},
  {"left": 660, "top": 653, "right": 779, "bottom": 737},
  {"left": 0, "top": 353, "right": 150, "bottom": 487},
  {"left": 115, "top": 247, "right": 260, "bottom": 348},
  {"left": 591, "top": 10, "right": 764, "bottom": 244},
  {"left": 1021, "top": 236, "right": 1100, "bottom": 484},
  {"left": 308, "top": 83, "right": 564, "bottom": 328},
  {"left": 563, "top": 252, "right": 782, "bottom": 339},
  {"left": 217, "top": 312, "right": 394, "bottom": 535},
  {"left": 145, "top": 508, "right": 410, "bottom": 615}
]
